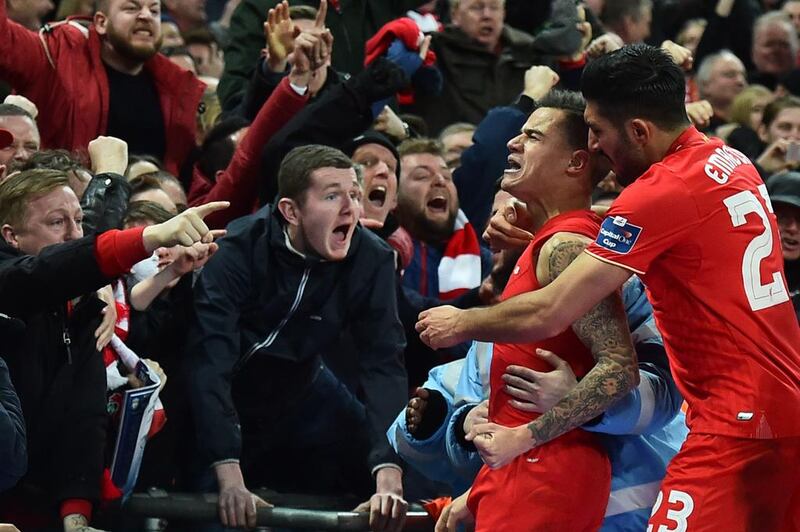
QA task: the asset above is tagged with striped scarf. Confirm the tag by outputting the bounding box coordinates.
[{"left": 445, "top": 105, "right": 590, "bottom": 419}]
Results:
[{"left": 438, "top": 210, "right": 482, "bottom": 300}]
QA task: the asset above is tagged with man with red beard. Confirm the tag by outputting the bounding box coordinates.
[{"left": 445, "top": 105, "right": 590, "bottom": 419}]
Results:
[
  {"left": 396, "top": 138, "right": 492, "bottom": 384},
  {"left": 0, "top": 0, "right": 205, "bottom": 175}
]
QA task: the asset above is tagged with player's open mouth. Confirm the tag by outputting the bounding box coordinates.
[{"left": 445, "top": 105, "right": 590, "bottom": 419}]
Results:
[
  {"left": 368, "top": 186, "right": 387, "bottom": 208},
  {"left": 427, "top": 196, "right": 448, "bottom": 213},
  {"left": 784, "top": 236, "right": 799, "bottom": 249},
  {"left": 505, "top": 157, "right": 522, "bottom": 174}
]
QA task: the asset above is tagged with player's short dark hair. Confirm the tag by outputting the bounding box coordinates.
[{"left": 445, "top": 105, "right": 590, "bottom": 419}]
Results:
[
  {"left": 581, "top": 44, "right": 689, "bottom": 131},
  {"left": 537, "top": 90, "right": 589, "bottom": 151},
  {"left": 278, "top": 145, "right": 353, "bottom": 205}
]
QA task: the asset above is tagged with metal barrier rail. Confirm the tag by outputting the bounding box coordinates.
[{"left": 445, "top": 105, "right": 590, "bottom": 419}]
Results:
[{"left": 123, "top": 490, "right": 435, "bottom": 531}]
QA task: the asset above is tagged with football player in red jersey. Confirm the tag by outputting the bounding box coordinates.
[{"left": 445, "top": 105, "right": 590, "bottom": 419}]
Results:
[
  {"left": 436, "top": 90, "right": 637, "bottom": 532},
  {"left": 418, "top": 44, "right": 800, "bottom": 531}
]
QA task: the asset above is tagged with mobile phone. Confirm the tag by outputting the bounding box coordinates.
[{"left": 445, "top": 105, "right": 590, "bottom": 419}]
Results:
[{"left": 787, "top": 142, "right": 800, "bottom": 163}]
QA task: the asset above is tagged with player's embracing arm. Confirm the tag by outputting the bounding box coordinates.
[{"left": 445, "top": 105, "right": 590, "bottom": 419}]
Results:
[
  {"left": 463, "top": 232, "right": 639, "bottom": 468},
  {"left": 528, "top": 232, "right": 640, "bottom": 444}
]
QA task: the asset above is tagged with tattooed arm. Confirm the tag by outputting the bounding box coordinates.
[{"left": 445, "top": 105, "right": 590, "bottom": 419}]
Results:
[
  {"left": 462, "top": 233, "right": 639, "bottom": 468},
  {"left": 416, "top": 245, "right": 632, "bottom": 350},
  {"left": 525, "top": 232, "right": 639, "bottom": 445}
]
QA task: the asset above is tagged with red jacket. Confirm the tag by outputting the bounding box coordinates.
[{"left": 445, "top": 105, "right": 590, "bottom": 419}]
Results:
[
  {"left": 0, "top": 2, "right": 205, "bottom": 175},
  {"left": 188, "top": 76, "right": 308, "bottom": 229}
]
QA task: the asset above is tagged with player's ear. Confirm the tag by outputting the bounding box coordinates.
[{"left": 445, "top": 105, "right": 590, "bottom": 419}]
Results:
[
  {"left": 629, "top": 119, "right": 651, "bottom": 146},
  {"left": 566, "top": 149, "right": 590, "bottom": 177}
]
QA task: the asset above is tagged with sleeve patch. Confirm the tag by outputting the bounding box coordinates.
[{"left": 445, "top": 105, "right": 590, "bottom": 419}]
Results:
[{"left": 595, "top": 216, "right": 643, "bottom": 254}]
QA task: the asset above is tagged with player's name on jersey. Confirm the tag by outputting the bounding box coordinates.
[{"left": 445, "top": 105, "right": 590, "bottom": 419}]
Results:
[{"left": 704, "top": 145, "right": 751, "bottom": 185}]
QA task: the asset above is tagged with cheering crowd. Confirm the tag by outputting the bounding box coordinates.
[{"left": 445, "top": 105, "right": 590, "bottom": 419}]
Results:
[{"left": 0, "top": 0, "right": 799, "bottom": 530}]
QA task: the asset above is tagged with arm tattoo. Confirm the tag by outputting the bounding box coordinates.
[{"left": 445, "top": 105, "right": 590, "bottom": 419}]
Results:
[{"left": 527, "top": 237, "right": 638, "bottom": 446}]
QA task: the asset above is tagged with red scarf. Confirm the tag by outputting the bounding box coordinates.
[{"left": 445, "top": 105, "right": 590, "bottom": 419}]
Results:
[{"left": 438, "top": 210, "right": 482, "bottom": 300}]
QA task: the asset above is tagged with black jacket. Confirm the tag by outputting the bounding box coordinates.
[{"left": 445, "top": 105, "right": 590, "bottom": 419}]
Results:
[
  {"left": 187, "top": 206, "right": 407, "bottom": 470},
  {"left": 0, "top": 236, "right": 110, "bottom": 514},
  {"left": 407, "top": 25, "right": 562, "bottom": 134},
  {"left": 80, "top": 172, "right": 132, "bottom": 234},
  {"left": 0, "top": 315, "right": 25, "bottom": 492}
]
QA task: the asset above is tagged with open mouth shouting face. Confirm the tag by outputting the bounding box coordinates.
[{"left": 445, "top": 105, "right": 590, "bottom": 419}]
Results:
[
  {"left": 283, "top": 166, "right": 360, "bottom": 261},
  {"left": 398, "top": 151, "right": 458, "bottom": 242},
  {"left": 352, "top": 143, "right": 399, "bottom": 225},
  {"left": 99, "top": 0, "right": 163, "bottom": 61},
  {"left": 502, "top": 107, "right": 575, "bottom": 202}
]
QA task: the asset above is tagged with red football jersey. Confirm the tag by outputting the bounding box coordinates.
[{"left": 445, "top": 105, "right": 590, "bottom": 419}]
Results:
[
  {"left": 490, "top": 210, "right": 602, "bottom": 427},
  {"left": 586, "top": 126, "right": 800, "bottom": 438}
]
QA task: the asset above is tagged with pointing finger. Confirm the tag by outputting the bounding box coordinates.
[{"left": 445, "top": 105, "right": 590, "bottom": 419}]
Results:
[{"left": 191, "top": 201, "right": 230, "bottom": 218}]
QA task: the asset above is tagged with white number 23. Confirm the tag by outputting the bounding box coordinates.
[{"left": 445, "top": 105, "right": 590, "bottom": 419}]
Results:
[
  {"left": 723, "top": 185, "right": 789, "bottom": 311},
  {"left": 648, "top": 489, "right": 695, "bottom": 532}
]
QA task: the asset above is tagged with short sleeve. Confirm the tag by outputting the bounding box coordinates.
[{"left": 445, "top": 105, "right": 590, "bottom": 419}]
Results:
[{"left": 586, "top": 168, "right": 701, "bottom": 275}]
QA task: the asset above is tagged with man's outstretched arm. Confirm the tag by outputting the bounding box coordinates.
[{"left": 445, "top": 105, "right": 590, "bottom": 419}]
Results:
[{"left": 416, "top": 250, "right": 633, "bottom": 349}]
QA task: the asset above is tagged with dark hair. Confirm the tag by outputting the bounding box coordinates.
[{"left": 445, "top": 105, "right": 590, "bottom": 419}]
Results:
[
  {"left": 18, "top": 149, "right": 87, "bottom": 173},
  {"left": 128, "top": 173, "right": 163, "bottom": 195},
  {"left": 161, "top": 46, "right": 196, "bottom": 66},
  {"left": 196, "top": 116, "right": 250, "bottom": 181},
  {"left": 581, "top": 44, "right": 689, "bottom": 130},
  {"left": 278, "top": 145, "right": 353, "bottom": 204},
  {"left": 761, "top": 95, "right": 800, "bottom": 129},
  {"left": 139, "top": 169, "right": 184, "bottom": 193},
  {"left": 183, "top": 27, "right": 219, "bottom": 47},
  {"left": 400, "top": 113, "right": 429, "bottom": 137},
  {"left": 124, "top": 200, "right": 174, "bottom": 226},
  {"left": 537, "top": 90, "right": 589, "bottom": 150},
  {"left": 126, "top": 154, "right": 163, "bottom": 179},
  {"left": 0, "top": 103, "right": 32, "bottom": 119}
]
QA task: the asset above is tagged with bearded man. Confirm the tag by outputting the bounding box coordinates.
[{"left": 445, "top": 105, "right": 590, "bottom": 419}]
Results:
[{"left": 0, "top": 0, "right": 204, "bottom": 174}]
